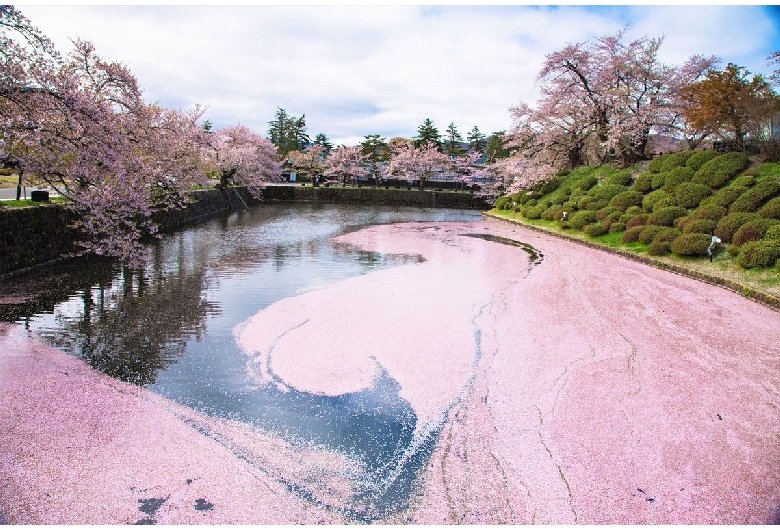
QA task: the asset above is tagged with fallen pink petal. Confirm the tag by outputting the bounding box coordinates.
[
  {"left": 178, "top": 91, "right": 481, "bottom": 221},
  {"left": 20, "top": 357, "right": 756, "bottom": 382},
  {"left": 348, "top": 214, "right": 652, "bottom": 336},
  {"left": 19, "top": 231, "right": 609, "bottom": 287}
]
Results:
[{"left": 2, "top": 216, "right": 779, "bottom": 524}]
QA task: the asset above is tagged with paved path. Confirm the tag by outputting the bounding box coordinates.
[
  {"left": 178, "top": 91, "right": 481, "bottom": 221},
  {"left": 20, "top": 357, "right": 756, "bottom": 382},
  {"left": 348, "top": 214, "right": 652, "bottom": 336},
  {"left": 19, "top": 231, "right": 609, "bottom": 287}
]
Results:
[{"left": 1, "top": 217, "right": 779, "bottom": 524}]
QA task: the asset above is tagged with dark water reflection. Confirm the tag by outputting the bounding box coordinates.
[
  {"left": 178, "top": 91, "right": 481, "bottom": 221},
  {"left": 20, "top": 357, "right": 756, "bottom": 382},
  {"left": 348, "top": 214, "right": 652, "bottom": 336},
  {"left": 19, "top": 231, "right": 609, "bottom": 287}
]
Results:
[{"left": 0, "top": 203, "right": 482, "bottom": 520}]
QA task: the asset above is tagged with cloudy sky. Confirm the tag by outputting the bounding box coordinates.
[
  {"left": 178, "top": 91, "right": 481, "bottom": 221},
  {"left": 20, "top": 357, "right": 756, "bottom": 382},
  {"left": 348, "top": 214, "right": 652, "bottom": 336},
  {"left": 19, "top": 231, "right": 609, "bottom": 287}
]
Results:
[{"left": 15, "top": 4, "right": 780, "bottom": 147}]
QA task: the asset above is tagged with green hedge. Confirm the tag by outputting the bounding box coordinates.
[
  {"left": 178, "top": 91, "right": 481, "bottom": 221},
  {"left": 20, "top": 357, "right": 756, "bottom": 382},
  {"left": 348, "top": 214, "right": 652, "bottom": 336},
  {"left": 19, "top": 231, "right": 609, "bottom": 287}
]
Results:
[
  {"left": 692, "top": 152, "right": 751, "bottom": 188},
  {"left": 663, "top": 167, "right": 695, "bottom": 193},
  {"left": 626, "top": 213, "right": 649, "bottom": 229},
  {"left": 729, "top": 179, "right": 780, "bottom": 213},
  {"left": 685, "top": 150, "right": 719, "bottom": 172},
  {"left": 621, "top": 225, "right": 645, "bottom": 243},
  {"left": 765, "top": 224, "right": 780, "bottom": 241},
  {"left": 674, "top": 182, "right": 711, "bottom": 208},
  {"left": 709, "top": 185, "right": 748, "bottom": 208},
  {"left": 715, "top": 212, "right": 757, "bottom": 243},
  {"left": 648, "top": 206, "right": 689, "bottom": 226},
  {"left": 609, "top": 190, "right": 644, "bottom": 211},
  {"left": 638, "top": 225, "right": 667, "bottom": 244},
  {"left": 757, "top": 196, "right": 780, "bottom": 219},
  {"left": 584, "top": 222, "right": 609, "bottom": 237},
  {"left": 604, "top": 171, "right": 634, "bottom": 186},
  {"left": 632, "top": 173, "right": 653, "bottom": 194},
  {"left": 569, "top": 210, "right": 598, "bottom": 230},
  {"left": 670, "top": 233, "right": 712, "bottom": 256},
  {"left": 732, "top": 218, "right": 780, "bottom": 247},
  {"left": 737, "top": 240, "right": 780, "bottom": 269},
  {"left": 682, "top": 218, "right": 717, "bottom": 234},
  {"left": 642, "top": 189, "right": 672, "bottom": 212},
  {"left": 686, "top": 204, "right": 727, "bottom": 223}
]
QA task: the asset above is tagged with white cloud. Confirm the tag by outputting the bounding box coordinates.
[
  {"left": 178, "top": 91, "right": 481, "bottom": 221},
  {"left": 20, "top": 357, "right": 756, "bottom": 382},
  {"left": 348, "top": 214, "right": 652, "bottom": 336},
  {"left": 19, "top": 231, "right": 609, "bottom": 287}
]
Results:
[{"left": 15, "top": 5, "right": 780, "bottom": 146}]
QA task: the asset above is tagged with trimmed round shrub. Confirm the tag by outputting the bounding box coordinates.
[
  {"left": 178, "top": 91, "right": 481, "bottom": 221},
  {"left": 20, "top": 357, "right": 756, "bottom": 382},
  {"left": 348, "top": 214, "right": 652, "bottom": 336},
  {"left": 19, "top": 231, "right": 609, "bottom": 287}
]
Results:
[
  {"left": 648, "top": 206, "right": 689, "bottom": 227},
  {"left": 632, "top": 173, "right": 653, "bottom": 194},
  {"left": 659, "top": 150, "right": 696, "bottom": 172},
  {"left": 682, "top": 219, "right": 717, "bottom": 234},
  {"left": 605, "top": 170, "right": 634, "bottom": 186},
  {"left": 764, "top": 224, "right": 780, "bottom": 240},
  {"left": 569, "top": 210, "right": 598, "bottom": 230},
  {"left": 663, "top": 167, "right": 695, "bottom": 193},
  {"left": 642, "top": 189, "right": 673, "bottom": 212},
  {"left": 626, "top": 213, "right": 649, "bottom": 229},
  {"left": 603, "top": 211, "right": 622, "bottom": 228},
  {"left": 729, "top": 179, "right": 780, "bottom": 213},
  {"left": 651, "top": 171, "right": 668, "bottom": 190},
  {"left": 523, "top": 202, "right": 548, "bottom": 219},
  {"left": 625, "top": 205, "right": 644, "bottom": 216},
  {"left": 589, "top": 184, "right": 628, "bottom": 201},
  {"left": 609, "top": 190, "right": 644, "bottom": 211},
  {"left": 732, "top": 218, "right": 780, "bottom": 247},
  {"left": 653, "top": 227, "right": 682, "bottom": 243},
  {"left": 648, "top": 154, "right": 668, "bottom": 173},
  {"left": 715, "top": 212, "right": 757, "bottom": 243},
  {"left": 609, "top": 221, "right": 626, "bottom": 233},
  {"left": 687, "top": 204, "right": 727, "bottom": 223},
  {"left": 584, "top": 222, "right": 609, "bottom": 237},
  {"left": 691, "top": 152, "right": 751, "bottom": 188},
  {"left": 577, "top": 196, "right": 609, "bottom": 211},
  {"left": 685, "top": 150, "right": 719, "bottom": 172},
  {"left": 577, "top": 175, "right": 599, "bottom": 191},
  {"left": 638, "top": 225, "right": 667, "bottom": 244},
  {"left": 541, "top": 204, "right": 564, "bottom": 221},
  {"left": 647, "top": 240, "right": 672, "bottom": 256},
  {"left": 674, "top": 182, "right": 712, "bottom": 208},
  {"left": 549, "top": 188, "right": 571, "bottom": 205},
  {"left": 596, "top": 206, "right": 619, "bottom": 222},
  {"left": 758, "top": 197, "right": 780, "bottom": 219},
  {"left": 512, "top": 192, "right": 532, "bottom": 205},
  {"left": 621, "top": 225, "right": 645, "bottom": 243},
  {"left": 670, "top": 233, "right": 711, "bottom": 256},
  {"left": 736, "top": 240, "right": 780, "bottom": 269},
  {"left": 732, "top": 175, "right": 756, "bottom": 188},
  {"left": 765, "top": 224, "right": 780, "bottom": 241},
  {"left": 711, "top": 185, "right": 748, "bottom": 208},
  {"left": 495, "top": 196, "right": 512, "bottom": 210},
  {"left": 654, "top": 195, "right": 679, "bottom": 211}
]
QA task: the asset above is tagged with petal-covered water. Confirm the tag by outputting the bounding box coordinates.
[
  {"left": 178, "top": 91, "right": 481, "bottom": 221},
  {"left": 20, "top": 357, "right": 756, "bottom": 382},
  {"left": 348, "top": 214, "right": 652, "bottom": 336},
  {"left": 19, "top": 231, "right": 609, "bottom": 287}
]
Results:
[{"left": 0, "top": 203, "right": 492, "bottom": 520}]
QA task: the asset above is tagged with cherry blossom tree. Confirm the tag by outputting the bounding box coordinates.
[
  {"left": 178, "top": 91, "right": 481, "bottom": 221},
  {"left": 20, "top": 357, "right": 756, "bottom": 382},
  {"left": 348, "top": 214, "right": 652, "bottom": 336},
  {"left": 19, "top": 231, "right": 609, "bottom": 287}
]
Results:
[
  {"left": 2, "top": 7, "right": 210, "bottom": 267},
  {"left": 385, "top": 141, "right": 451, "bottom": 190},
  {"left": 286, "top": 143, "right": 325, "bottom": 183},
  {"left": 206, "top": 124, "right": 281, "bottom": 196},
  {"left": 322, "top": 145, "right": 368, "bottom": 186},
  {"left": 535, "top": 28, "right": 717, "bottom": 167}
]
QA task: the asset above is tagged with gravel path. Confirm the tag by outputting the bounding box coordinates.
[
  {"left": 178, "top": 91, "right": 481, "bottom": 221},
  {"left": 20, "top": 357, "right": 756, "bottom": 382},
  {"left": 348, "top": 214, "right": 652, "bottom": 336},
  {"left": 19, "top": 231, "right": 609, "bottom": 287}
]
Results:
[{"left": 1, "top": 217, "right": 778, "bottom": 524}]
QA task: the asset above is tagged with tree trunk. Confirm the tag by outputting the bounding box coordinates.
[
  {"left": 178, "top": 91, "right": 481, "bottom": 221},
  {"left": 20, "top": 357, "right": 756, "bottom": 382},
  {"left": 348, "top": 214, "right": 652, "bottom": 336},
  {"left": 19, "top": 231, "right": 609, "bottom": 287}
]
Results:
[{"left": 15, "top": 167, "right": 23, "bottom": 201}]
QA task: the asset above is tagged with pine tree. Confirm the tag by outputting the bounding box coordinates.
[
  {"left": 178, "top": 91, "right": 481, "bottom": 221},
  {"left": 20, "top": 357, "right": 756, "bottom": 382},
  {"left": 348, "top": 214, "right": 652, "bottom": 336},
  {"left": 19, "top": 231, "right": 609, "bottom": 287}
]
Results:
[
  {"left": 413, "top": 118, "right": 442, "bottom": 149},
  {"left": 313, "top": 132, "right": 333, "bottom": 155},
  {"left": 443, "top": 122, "right": 464, "bottom": 156},
  {"left": 467, "top": 126, "right": 487, "bottom": 154},
  {"left": 267, "top": 108, "right": 309, "bottom": 156}
]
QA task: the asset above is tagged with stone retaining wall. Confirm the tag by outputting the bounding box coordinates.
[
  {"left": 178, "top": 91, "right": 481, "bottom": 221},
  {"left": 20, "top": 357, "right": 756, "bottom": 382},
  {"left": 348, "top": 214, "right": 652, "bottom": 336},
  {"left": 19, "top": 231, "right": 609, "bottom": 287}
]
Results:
[
  {"left": 0, "top": 204, "right": 76, "bottom": 276},
  {"left": 262, "top": 184, "right": 489, "bottom": 209},
  {"left": 0, "top": 188, "right": 256, "bottom": 278}
]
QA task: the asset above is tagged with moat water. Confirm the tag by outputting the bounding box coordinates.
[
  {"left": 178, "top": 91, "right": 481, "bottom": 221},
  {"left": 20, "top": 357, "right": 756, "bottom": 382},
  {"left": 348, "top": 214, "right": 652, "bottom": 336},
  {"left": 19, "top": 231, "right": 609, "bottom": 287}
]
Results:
[{"left": 0, "top": 203, "right": 483, "bottom": 520}]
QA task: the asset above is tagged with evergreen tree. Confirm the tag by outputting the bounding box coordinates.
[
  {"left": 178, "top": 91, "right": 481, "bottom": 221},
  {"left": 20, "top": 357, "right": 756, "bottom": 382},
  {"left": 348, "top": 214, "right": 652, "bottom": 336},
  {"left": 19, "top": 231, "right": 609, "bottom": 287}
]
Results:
[
  {"left": 467, "top": 125, "right": 487, "bottom": 153},
  {"left": 313, "top": 132, "right": 333, "bottom": 155},
  {"left": 413, "top": 118, "right": 442, "bottom": 149},
  {"left": 443, "top": 122, "right": 464, "bottom": 156},
  {"left": 486, "top": 131, "right": 511, "bottom": 162},
  {"left": 268, "top": 107, "right": 309, "bottom": 156},
  {"left": 360, "top": 134, "right": 388, "bottom": 183}
]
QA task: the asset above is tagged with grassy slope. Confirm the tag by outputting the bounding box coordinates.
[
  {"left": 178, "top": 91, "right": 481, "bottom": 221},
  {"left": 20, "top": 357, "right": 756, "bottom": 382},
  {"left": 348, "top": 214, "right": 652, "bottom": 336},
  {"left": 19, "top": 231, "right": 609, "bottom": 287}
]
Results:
[{"left": 487, "top": 160, "right": 780, "bottom": 309}]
